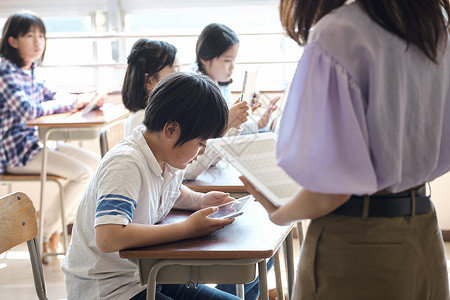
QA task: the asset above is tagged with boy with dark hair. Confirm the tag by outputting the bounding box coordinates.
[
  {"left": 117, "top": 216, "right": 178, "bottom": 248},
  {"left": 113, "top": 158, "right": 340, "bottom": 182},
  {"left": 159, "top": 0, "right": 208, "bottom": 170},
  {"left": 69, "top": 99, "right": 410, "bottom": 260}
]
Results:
[{"left": 62, "top": 72, "right": 240, "bottom": 300}]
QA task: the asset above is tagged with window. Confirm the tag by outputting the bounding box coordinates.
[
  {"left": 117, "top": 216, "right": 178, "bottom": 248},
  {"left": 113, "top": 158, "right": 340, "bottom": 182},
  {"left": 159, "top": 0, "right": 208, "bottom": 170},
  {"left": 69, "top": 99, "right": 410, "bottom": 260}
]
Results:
[
  {"left": 1, "top": 3, "right": 303, "bottom": 93},
  {"left": 123, "top": 4, "right": 302, "bottom": 92}
]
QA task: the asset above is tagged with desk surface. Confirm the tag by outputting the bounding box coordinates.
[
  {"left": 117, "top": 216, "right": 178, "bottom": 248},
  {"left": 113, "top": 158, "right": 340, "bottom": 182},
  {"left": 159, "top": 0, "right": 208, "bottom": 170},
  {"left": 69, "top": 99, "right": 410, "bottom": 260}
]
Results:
[
  {"left": 120, "top": 202, "right": 292, "bottom": 260},
  {"left": 26, "top": 103, "right": 129, "bottom": 128},
  {"left": 183, "top": 163, "right": 246, "bottom": 193}
]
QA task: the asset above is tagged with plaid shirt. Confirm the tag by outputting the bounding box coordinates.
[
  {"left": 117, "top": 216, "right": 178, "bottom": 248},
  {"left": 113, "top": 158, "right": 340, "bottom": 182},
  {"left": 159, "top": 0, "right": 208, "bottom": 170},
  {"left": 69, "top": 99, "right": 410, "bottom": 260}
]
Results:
[{"left": 0, "top": 57, "right": 76, "bottom": 173}]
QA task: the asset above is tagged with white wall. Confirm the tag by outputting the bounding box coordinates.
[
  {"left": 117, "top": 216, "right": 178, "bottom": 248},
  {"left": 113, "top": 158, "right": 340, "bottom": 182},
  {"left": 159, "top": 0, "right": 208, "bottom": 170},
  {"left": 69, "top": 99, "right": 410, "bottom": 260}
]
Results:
[{"left": 430, "top": 173, "right": 450, "bottom": 230}]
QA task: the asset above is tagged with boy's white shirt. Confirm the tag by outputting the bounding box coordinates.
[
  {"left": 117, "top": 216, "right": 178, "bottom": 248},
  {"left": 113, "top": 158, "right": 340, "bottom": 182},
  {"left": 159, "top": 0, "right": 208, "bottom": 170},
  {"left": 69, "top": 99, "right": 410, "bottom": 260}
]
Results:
[{"left": 62, "top": 125, "right": 186, "bottom": 300}]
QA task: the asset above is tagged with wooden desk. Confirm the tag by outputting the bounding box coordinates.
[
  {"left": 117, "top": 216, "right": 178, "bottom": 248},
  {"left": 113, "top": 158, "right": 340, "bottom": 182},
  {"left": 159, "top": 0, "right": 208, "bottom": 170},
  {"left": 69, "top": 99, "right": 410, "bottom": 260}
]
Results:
[
  {"left": 120, "top": 202, "right": 294, "bottom": 300},
  {"left": 183, "top": 162, "right": 297, "bottom": 298},
  {"left": 26, "top": 103, "right": 129, "bottom": 252},
  {"left": 183, "top": 162, "right": 246, "bottom": 194}
]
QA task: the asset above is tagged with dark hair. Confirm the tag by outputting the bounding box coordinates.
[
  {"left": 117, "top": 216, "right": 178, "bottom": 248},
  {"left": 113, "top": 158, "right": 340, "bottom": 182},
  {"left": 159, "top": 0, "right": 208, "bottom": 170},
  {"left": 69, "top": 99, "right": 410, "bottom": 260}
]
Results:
[
  {"left": 122, "top": 39, "right": 177, "bottom": 112},
  {"left": 195, "top": 23, "right": 239, "bottom": 85},
  {"left": 143, "top": 72, "right": 228, "bottom": 146},
  {"left": 279, "top": 0, "right": 450, "bottom": 63},
  {"left": 0, "top": 11, "right": 46, "bottom": 68}
]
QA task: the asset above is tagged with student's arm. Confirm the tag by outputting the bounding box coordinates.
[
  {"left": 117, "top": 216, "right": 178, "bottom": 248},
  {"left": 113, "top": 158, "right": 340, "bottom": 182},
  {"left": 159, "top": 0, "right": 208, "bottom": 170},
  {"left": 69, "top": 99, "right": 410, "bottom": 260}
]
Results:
[
  {"left": 30, "top": 76, "right": 77, "bottom": 114},
  {"left": 184, "top": 127, "right": 240, "bottom": 180},
  {"left": 240, "top": 176, "right": 350, "bottom": 225},
  {"left": 95, "top": 207, "right": 234, "bottom": 253},
  {"left": 256, "top": 96, "right": 280, "bottom": 129},
  {"left": 173, "top": 185, "right": 234, "bottom": 210},
  {"left": 184, "top": 146, "right": 220, "bottom": 180}
]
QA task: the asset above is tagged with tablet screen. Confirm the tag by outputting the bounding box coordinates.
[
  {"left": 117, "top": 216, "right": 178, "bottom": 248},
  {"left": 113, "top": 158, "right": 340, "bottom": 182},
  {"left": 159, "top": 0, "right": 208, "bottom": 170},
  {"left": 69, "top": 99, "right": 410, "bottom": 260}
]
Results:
[
  {"left": 240, "top": 71, "right": 257, "bottom": 105},
  {"left": 81, "top": 99, "right": 98, "bottom": 117},
  {"left": 209, "top": 195, "right": 254, "bottom": 219}
]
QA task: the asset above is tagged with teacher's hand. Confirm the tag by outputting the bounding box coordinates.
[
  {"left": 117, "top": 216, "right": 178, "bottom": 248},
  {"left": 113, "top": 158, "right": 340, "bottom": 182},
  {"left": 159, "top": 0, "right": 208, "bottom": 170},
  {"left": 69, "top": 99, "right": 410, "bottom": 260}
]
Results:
[{"left": 239, "top": 176, "right": 277, "bottom": 215}]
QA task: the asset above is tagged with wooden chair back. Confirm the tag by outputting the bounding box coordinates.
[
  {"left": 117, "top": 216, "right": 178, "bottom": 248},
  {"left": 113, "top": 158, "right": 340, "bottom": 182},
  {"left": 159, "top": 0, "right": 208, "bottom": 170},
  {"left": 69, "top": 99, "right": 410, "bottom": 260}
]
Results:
[
  {"left": 0, "top": 192, "right": 48, "bottom": 299},
  {"left": 0, "top": 192, "right": 37, "bottom": 253},
  {"left": 99, "top": 118, "right": 126, "bottom": 157},
  {"left": 0, "top": 173, "right": 68, "bottom": 256}
]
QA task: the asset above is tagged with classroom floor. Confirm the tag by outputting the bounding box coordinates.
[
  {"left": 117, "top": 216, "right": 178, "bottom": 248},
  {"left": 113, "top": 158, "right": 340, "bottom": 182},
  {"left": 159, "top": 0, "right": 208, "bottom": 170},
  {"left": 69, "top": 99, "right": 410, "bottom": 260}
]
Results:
[{"left": 1, "top": 233, "right": 450, "bottom": 300}]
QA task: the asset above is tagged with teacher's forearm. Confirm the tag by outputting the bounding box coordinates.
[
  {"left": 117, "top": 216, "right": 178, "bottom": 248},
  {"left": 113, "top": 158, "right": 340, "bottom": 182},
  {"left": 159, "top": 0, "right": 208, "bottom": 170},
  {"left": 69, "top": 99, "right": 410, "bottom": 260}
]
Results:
[{"left": 269, "top": 189, "right": 351, "bottom": 225}]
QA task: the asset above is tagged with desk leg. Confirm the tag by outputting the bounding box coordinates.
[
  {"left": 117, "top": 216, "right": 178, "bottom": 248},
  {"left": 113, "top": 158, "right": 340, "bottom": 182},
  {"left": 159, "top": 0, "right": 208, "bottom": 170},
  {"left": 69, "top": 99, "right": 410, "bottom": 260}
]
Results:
[
  {"left": 258, "top": 259, "right": 268, "bottom": 300},
  {"left": 143, "top": 259, "right": 261, "bottom": 300},
  {"left": 296, "top": 221, "right": 304, "bottom": 248},
  {"left": 38, "top": 129, "right": 51, "bottom": 254},
  {"left": 236, "top": 284, "right": 245, "bottom": 299},
  {"left": 273, "top": 250, "right": 284, "bottom": 300},
  {"left": 147, "top": 264, "right": 160, "bottom": 300},
  {"left": 285, "top": 230, "right": 295, "bottom": 298}
]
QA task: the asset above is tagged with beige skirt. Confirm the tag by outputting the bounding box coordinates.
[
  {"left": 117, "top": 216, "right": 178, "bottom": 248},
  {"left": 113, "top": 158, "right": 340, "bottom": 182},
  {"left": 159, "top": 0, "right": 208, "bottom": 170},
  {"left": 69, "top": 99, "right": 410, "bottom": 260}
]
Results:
[{"left": 292, "top": 203, "right": 449, "bottom": 300}]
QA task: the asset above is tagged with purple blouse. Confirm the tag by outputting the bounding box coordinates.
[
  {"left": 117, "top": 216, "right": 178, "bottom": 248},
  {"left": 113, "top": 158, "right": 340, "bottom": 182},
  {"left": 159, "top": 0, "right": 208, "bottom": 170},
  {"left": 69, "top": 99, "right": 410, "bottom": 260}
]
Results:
[{"left": 277, "top": 2, "right": 450, "bottom": 194}]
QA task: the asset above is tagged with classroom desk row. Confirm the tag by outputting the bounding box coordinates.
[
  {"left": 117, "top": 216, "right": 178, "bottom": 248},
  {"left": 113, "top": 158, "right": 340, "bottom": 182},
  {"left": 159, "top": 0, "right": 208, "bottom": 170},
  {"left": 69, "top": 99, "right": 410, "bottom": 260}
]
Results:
[{"left": 26, "top": 105, "right": 298, "bottom": 300}]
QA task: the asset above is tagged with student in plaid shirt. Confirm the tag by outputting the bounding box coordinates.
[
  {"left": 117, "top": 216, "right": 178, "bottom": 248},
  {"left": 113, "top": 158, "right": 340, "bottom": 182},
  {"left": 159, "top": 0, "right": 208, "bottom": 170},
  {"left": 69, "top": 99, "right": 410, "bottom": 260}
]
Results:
[{"left": 0, "top": 11, "right": 102, "bottom": 262}]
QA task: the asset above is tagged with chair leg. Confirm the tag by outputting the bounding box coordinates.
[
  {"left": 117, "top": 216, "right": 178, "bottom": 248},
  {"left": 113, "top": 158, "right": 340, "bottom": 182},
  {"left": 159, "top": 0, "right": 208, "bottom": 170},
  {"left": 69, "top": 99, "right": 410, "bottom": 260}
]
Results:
[
  {"left": 38, "top": 189, "right": 45, "bottom": 257},
  {"left": 55, "top": 180, "right": 68, "bottom": 253},
  {"left": 27, "top": 238, "right": 49, "bottom": 300}
]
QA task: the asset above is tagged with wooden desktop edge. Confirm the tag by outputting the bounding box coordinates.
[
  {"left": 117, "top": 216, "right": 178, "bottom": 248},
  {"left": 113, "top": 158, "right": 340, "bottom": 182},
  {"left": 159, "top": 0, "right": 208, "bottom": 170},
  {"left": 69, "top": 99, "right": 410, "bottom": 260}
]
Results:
[
  {"left": 26, "top": 103, "right": 129, "bottom": 128},
  {"left": 182, "top": 163, "right": 247, "bottom": 193},
  {"left": 119, "top": 207, "right": 294, "bottom": 260},
  {"left": 183, "top": 183, "right": 247, "bottom": 193},
  {"left": 119, "top": 248, "right": 282, "bottom": 260}
]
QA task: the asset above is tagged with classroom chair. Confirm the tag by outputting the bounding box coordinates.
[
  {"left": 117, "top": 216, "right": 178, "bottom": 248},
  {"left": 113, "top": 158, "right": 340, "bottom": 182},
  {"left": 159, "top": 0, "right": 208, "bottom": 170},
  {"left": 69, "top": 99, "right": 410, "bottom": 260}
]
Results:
[
  {"left": 0, "top": 173, "right": 69, "bottom": 260},
  {"left": 0, "top": 192, "right": 48, "bottom": 300},
  {"left": 99, "top": 118, "right": 126, "bottom": 157}
]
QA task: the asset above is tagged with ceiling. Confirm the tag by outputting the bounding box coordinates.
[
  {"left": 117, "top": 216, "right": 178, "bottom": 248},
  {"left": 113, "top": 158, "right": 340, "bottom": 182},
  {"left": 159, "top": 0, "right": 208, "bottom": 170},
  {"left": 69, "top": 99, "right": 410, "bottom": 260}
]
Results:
[{"left": 0, "top": 0, "right": 279, "bottom": 17}]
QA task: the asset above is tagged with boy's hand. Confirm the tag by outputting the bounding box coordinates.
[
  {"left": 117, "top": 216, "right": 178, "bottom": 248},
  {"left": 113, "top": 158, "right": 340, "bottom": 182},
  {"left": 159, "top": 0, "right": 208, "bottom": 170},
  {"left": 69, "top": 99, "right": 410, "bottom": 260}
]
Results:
[
  {"left": 228, "top": 100, "right": 249, "bottom": 130},
  {"left": 183, "top": 207, "right": 235, "bottom": 238},
  {"left": 200, "top": 191, "right": 234, "bottom": 209}
]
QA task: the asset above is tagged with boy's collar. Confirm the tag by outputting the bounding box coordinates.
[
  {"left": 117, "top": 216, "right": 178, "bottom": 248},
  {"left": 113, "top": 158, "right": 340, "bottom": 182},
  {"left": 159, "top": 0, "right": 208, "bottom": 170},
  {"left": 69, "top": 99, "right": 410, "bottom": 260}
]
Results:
[{"left": 133, "top": 126, "right": 163, "bottom": 175}]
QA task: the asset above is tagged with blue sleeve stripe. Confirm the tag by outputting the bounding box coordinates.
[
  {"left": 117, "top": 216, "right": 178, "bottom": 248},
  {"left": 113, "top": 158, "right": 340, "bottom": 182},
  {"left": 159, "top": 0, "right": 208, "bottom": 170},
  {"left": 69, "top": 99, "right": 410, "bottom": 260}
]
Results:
[
  {"left": 98, "top": 194, "right": 137, "bottom": 205},
  {"left": 96, "top": 198, "right": 136, "bottom": 222}
]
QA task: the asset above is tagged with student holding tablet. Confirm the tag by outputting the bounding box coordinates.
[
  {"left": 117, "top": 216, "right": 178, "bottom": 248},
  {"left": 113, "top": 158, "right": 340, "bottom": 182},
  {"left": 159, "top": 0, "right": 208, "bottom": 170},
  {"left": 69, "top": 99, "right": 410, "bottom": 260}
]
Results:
[
  {"left": 62, "top": 72, "right": 242, "bottom": 300},
  {"left": 187, "top": 23, "right": 282, "bottom": 300},
  {"left": 185, "top": 23, "right": 280, "bottom": 181},
  {"left": 193, "top": 23, "right": 280, "bottom": 135},
  {"left": 0, "top": 11, "right": 103, "bottom": 262}
]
